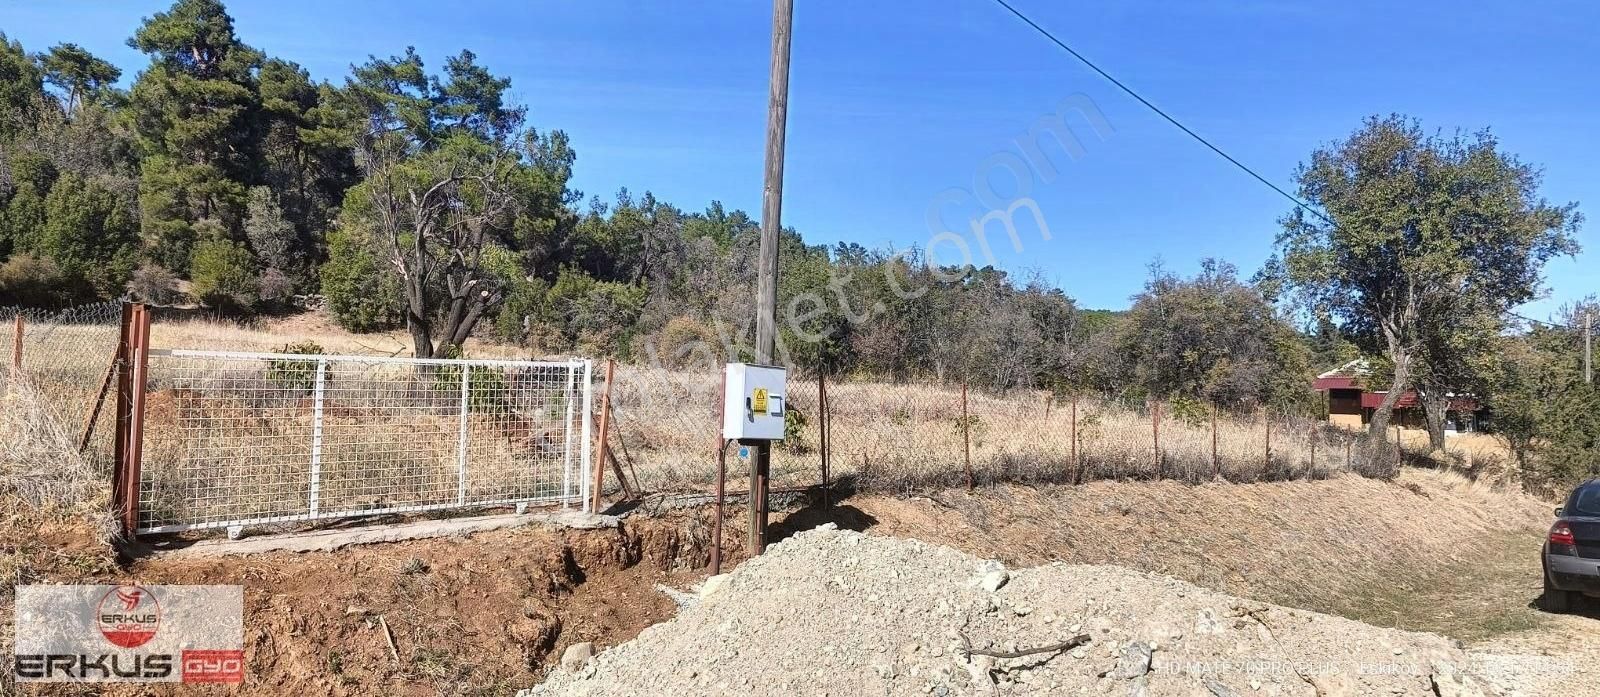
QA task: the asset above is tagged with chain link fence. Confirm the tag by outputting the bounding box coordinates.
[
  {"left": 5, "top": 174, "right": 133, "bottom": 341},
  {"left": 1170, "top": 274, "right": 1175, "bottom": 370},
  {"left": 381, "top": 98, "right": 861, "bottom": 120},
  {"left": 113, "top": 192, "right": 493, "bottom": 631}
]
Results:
[
  {"left": 2, "top": 301, "right": 124, "bottom": 470},
  {"left": 601, "top": 368, "right": 1377, "bottom": 497}
]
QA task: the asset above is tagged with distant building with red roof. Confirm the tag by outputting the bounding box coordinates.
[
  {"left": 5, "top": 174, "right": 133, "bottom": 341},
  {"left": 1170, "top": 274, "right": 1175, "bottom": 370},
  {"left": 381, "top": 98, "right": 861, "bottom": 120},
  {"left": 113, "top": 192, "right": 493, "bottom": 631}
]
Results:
[{"left": 1313, "top": 359, "right": 1485, "bottom": 433}]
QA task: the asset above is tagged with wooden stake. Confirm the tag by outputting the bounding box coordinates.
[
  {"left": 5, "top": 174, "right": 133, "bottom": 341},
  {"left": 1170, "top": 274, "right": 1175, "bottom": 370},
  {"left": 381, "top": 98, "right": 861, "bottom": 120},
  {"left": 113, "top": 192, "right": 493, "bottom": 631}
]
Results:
[
  {"left": 78, "top": 349, "right": 119, "bottom": 453},
  {"left": 121, "top": 305, "right": 151, "bottom": 537},
  {"left": 10, "top": 315, "right": 21, "bottom": 372},
  {"left": 589, "top": 359, "right": 615, "bottom": 512}
]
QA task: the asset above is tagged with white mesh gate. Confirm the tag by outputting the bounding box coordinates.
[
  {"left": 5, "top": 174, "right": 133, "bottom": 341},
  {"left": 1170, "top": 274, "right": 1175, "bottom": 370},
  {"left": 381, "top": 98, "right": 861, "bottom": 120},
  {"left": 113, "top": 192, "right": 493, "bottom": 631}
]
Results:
[{"left": 136, "top": 349, "right": 593, "bottom": 534}]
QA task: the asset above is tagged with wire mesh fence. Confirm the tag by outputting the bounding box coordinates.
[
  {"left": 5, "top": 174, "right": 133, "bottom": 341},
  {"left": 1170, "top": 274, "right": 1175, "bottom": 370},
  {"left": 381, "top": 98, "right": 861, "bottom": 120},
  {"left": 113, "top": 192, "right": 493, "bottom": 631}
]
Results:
[
  {"left": 136, "top": 350, "right": 591, "bottom": 533},
  {"left": 2, "top": 300, "right": 124, "bottom": 470}
]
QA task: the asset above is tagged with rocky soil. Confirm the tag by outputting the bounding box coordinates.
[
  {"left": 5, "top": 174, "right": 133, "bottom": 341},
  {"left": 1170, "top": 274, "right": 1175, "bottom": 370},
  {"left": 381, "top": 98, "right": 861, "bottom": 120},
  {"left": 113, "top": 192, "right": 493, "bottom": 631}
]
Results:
[{"left": 527, "top": 525, "right": 1516, "bottom": 696}]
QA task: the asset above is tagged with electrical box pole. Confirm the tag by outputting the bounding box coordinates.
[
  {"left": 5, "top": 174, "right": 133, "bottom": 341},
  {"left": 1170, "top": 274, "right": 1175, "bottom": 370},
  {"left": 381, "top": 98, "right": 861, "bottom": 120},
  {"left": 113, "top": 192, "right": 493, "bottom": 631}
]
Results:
[{"left": 750, "top": 0, "right": 793, "bottom": 556}]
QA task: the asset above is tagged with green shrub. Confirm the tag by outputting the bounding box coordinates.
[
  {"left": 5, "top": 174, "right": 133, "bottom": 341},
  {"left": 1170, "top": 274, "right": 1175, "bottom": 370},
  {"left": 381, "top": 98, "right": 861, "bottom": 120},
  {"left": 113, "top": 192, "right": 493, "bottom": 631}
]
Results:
[
  {"left": 322, "top": 226, "right": 403, "bottom": 332},
  {"left": 430, "top": 346, "right": 510, "bottom": 412},
  {"left": 267, "top": 340, "right": 324, "bottom": 394},
  {"left": 190, "top": 238, "right": 259, "bottom": 310},
  {"left": 780, "top": 405, "right": 809, "bottom": 453}
]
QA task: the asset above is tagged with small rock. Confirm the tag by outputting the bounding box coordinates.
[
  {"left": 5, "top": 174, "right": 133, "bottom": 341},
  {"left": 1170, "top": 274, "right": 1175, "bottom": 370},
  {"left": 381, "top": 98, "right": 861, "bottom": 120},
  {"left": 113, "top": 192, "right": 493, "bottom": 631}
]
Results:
[
  {"left": 698, "top": 574, "right": 730, "bottom": 598},
  {"left": 1431, "top": 663, "right": 1489, "bottom": 697},
  {"left": 1203, "top": 678, "right": 1239, "bottom": 697},
  {"left": 1109, "top": 641, "right": 1152, "bottom": 679},
  {"left": 979, "top": 570, "right": 1010, "bottom": 592},
  {"left": 560, "top": 642, "right": 594, "bottom": 671}
]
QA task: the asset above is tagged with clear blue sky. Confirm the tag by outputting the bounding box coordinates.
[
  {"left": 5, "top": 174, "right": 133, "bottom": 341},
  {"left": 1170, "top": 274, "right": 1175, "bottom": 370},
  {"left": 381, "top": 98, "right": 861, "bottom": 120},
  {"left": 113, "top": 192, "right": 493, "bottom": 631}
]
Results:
[{"left": 4, "top": 1, "right": 1595, "bottom": 316}]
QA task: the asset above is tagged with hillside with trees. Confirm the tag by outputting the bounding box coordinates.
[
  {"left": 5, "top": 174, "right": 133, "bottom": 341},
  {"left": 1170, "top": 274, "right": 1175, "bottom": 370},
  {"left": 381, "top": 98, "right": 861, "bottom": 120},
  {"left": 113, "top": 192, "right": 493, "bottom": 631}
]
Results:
[{"left": 1, "top": 0, "right": 1592, "bottom": 489}]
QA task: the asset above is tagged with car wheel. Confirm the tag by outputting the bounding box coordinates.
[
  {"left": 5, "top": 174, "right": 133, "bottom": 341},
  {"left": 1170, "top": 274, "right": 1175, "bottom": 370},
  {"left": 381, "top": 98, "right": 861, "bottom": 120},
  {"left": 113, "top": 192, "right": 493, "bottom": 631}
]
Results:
[{"left": 1543, "top": 569, "right": 1574, "bottom": 613}]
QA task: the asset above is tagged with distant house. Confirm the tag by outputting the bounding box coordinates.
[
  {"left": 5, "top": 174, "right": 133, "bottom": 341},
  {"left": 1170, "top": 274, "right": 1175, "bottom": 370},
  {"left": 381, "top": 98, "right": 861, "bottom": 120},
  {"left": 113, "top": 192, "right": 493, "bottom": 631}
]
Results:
[{"left": 1312, "top": 360, "right": 1486, "bottom": 433}]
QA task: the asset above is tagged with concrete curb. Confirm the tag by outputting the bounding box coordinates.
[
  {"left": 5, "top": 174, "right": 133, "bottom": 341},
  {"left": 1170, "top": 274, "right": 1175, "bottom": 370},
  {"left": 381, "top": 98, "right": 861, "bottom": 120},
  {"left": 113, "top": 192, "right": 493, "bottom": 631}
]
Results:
[{"left": 163, "top": 510, "right": 620, "bottom": 557}]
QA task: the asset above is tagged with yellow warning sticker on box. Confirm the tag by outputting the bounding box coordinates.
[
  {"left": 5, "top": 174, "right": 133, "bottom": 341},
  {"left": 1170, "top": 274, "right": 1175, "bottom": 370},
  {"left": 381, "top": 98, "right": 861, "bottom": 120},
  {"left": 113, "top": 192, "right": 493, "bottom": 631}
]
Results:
[{"left": 752, "top": 387, "right": 769, "bottom": 413}]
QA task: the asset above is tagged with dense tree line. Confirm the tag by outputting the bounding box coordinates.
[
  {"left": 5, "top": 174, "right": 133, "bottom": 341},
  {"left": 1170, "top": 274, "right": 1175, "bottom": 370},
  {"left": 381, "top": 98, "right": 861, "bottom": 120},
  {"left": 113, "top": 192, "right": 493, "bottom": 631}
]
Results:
[{"left": 0, "top": 2, "right": 1590, "bottom": 487}]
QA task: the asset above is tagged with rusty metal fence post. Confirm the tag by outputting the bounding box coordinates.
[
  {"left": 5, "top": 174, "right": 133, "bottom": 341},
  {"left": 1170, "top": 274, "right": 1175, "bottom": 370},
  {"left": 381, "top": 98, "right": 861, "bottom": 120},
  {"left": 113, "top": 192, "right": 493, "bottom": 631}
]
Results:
[{"left": 113, "top": 303, "right": 151, "bottom": 538}]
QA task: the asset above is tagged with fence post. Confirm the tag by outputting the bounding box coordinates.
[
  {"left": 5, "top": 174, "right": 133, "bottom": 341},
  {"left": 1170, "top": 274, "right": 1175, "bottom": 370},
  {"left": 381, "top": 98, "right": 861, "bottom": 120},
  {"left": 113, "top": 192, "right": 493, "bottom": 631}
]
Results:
[
  {"left": 1211, "top": 402, "right": 1220, "bottom": 479},
  {"left": 309, "top": 358, "right": 327, "bottom": 518},
  {"left": 961, "top": 380, "right": 972, "bottom": 490},
  {"left": 562, "top": 365, "right": 577, "bottom": 508},
  {"left": 457, "top": 363, "right": 470, "bottom": 506},
  {"left": 818, "top": 372, "right": 830, "bottom": 510},
  {"left": 1310, "top": 424, "right": 1317, "bottom": 474},
  {"left": 1152, "top": 399, "right": 1161, "bottom": 478},
  {"left": 589, "top": 359, "right": 615, "bottom": 512},
  {"left": 1069, "top": 395, "right": 1078, "bottom": 484},
  {"left": 1346, "top": 436, "right": 1352, "bottom": 470},
  {"left": 579, "top": 360, "right": 594, "bottom": 512},
  {"left": 111, "top": 304, "right": 134, "bottom": 536},
  {"left": 1263, "top": 407, "right": 1272, "bottom": 472},
  {"left": 119, "top": 304, "right": 151, "bottom": 537},
  {"left": 10, "top": 314, "right": 20, "bottom": 372}
]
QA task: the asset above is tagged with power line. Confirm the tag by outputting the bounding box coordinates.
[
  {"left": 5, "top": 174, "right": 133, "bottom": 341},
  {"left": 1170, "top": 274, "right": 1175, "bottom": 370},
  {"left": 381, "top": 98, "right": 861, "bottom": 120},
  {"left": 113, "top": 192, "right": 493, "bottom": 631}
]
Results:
[
  {"left": 987, "top": 0, "right": 1337, "bottom": 229},
  {"left": 989, "top": 0, "right": 1598, "bottom": 336}
]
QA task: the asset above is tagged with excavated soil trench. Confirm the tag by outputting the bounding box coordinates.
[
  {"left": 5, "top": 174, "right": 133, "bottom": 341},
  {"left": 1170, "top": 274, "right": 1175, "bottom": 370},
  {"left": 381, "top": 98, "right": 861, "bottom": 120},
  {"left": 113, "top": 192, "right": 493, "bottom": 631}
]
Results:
[{"left": 23, "top": 511, "right": 746, "bottom": 697}]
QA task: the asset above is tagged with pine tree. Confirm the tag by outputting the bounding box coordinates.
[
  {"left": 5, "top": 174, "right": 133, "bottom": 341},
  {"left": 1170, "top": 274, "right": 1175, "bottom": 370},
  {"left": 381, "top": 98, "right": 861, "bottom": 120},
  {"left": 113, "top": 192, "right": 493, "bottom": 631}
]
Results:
[
  {"left": 127, "top": 0, "right": 263, "bottom": 271},
  {"left": 40, "top": 172, "right": 139, "bottom": 295}
]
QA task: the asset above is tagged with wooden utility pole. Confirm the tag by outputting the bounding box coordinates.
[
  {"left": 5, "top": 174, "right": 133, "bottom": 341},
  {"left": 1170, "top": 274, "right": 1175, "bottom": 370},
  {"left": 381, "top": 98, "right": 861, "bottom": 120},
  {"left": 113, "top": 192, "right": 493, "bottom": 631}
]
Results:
[
  {"left": 1585, "top": 308, "right": 1592, "bottom": 384},
  {"left": 749, "top": 0, "right": 794, "bottom": 556}
]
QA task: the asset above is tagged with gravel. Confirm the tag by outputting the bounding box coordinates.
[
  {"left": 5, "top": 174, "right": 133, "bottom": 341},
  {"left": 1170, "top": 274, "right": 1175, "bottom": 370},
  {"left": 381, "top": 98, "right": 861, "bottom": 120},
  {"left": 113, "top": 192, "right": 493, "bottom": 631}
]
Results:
[{"left": 523, "top": 525, "right": 1507, "bottom": 696}]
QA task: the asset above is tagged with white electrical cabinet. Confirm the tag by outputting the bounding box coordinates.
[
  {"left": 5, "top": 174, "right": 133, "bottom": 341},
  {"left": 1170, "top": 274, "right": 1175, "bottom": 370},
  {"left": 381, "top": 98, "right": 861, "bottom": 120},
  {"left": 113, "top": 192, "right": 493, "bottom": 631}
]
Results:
[{"left": 722, "top": 363, "right": 787, "bottom": 441}]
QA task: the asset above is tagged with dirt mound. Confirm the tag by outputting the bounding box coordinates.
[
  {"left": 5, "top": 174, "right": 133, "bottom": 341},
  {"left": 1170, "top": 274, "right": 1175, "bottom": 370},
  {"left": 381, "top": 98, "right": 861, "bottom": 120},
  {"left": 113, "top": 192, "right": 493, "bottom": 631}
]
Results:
[
  {"left": 527, "top": 526, "right": 1505, "bottom": 696},
  {"left": 842, "top": 469, "right": 1552, "bottom": 635}
]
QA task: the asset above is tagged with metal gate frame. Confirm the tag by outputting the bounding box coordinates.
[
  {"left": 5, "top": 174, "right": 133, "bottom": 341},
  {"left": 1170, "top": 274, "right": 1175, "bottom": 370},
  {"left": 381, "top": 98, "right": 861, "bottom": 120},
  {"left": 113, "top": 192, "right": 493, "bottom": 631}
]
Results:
[{"left": 112, "top": 305, "right": 595, "bottom": 537}]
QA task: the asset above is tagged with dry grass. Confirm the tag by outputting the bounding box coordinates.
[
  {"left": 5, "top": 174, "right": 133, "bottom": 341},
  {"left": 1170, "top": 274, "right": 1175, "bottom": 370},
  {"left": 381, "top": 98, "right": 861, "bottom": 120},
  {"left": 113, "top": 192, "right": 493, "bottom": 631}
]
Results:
[
  {"left": 610, "top": 368, "right": 1365, "bottom": 494},
  {"left": 0, "top": 373, "right": 120, "bottom": 692}
]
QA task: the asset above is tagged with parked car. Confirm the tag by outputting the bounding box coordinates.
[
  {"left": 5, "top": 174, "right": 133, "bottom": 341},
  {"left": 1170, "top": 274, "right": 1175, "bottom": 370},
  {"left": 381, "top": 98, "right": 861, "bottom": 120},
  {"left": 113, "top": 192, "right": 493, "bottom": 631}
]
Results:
[{"left": 1542, "top": 479, "right": 1600, "bottom": 612}]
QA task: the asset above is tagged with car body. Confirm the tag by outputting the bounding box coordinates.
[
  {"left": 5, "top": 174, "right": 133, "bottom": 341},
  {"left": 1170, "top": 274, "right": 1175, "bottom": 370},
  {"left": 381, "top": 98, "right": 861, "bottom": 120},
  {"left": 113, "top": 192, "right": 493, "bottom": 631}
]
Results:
[{"left": 1542, "top": 479, "right": 1600, "bottom": 612}]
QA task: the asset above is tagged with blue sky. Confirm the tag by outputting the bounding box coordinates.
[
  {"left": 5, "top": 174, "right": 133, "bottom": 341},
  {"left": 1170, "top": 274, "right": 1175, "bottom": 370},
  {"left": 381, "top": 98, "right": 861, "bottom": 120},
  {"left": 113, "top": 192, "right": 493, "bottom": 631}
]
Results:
[{"left": 4, "top": 1, "right": 1595, "bottom": 315}]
